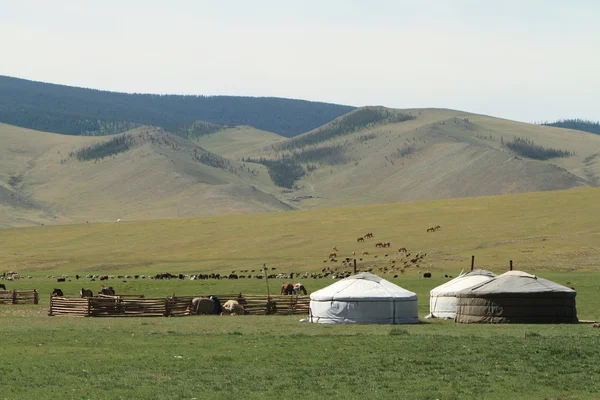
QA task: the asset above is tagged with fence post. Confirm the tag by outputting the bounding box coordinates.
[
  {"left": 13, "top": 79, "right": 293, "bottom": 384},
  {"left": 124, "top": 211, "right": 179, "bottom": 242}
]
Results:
[
  {"left": 510, "top": 260, "right": 513, "bottom": 271},
  {"left": 49, "top": 296, "right": 54, "bottom": 316},
  {"left": 12, "top": 290, "right": 17, "bottom": 305},
  {"left": 33, "top": 289, "right": 39, "bottom": 305},
  {"left": 471, "top": 255, "right": 475, "bottom": 271},
  {"left": 353, "top": 259, "right": 357, "bottom": 274},
  {"left": 164, "top": 297, "right": 171, "bottom": 317},
  {"left": 87, "top": 297, "right": 91, "bottom": 317}
]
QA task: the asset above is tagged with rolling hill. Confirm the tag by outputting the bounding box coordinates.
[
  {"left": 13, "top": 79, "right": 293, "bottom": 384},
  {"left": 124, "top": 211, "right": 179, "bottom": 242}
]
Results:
[
  {"left": 0, "top": 123, "right": 292, "bottom": 227},
  {"left": 2, "top": 106, "right": 600, "bottom": 227},
  {"left": 216, "top": 107, "right": 600, "bottom": 209},
  {"left": 0, "top": 75, "right": 355, "bottom": 137}
]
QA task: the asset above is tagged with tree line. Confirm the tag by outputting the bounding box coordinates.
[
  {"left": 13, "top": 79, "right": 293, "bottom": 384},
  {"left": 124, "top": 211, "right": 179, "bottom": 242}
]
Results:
[
  {"left": 0, "top": 75, "right": 354, "bottom": 137},
  {"left": 504, "top": 137, "right": 573, "bottom": 160},
  {"left": 541, "top": 119, "right": 600, "bottom": 135}
]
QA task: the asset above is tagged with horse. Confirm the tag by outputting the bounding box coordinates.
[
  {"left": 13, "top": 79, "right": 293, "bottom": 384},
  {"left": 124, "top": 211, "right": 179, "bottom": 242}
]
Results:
[
  {"left": 357, "top": 237, "right": 364, "bottom": 242},
  {"left": 293, "top": 283, "right": 307, "bottom": 295},
  {"left": 398, "top": 247, "right": 407, "bottom": 253},
  {"left": 375, "top": 242, "right": 383, "bottom": 248},
  {"left": 383, "top": 242, "right": 391, "bottom": 248},
  {"left": 434, "top": 225, "right": 441, "bottom": 230},
  {"left": 332, "top": 246, "right": 338, "bottom": 252},
  {"left": 281, "top": 282, "right": 295, "bottom": 295},
  {"left": 427, "top": 227, "right": 435, "bottom": 232},
  {"left": 328, "top": 252, "right": 337, "bottom": 259},
  {"left": 80, "top": 288, "right": 93, "bottom": 298}
]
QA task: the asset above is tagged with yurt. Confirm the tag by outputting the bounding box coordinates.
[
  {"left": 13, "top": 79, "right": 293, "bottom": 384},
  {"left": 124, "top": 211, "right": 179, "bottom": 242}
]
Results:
[
  {"left": 427, "top": 269, "right": 496, "bottom": 319},
  {"left": 455, "top": 270, "right": 577, "bottom": 323},
  {"left": 308, "top": 272, "right": 418, "bottom": 324}
]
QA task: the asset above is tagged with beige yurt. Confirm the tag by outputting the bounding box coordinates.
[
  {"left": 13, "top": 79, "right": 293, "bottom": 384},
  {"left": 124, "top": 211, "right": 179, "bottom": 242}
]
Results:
[
  {"left": 455, "top": 271, "right": 577, "bottom": 323},
  {"left": 427, "top": 269, "right": 497, "bottom": 319}
]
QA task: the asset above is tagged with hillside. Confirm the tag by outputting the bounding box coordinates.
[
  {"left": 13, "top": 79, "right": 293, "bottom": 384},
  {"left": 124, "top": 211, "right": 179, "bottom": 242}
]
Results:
[
  {"left": 0, "top": 123, "right": 292, "bottom": 227},
  {"left": 2, "top": 106, "right": 600, "bottom": 228},
  {"left": 0, "top": 75, "right": 355, "bottom": 137},
  {"left": 221, "top": 107, "right": 600, "bottom": 208}
]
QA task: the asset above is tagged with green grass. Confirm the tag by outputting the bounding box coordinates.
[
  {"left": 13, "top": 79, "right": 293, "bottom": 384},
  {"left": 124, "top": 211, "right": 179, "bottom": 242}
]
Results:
[
  {"left": 1, "top": 311, "right": 599, "bottom": 400},
  {"left": 2, "top": 188, "right": 600, "bottom": 399}
]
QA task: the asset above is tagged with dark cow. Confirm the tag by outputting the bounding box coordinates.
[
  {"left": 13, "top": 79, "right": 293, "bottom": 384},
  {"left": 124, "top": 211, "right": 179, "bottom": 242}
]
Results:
[
  {"left": 56, "top": 277, "right": 66, "bottom": 282},
  {"left": 51, "top": 288, "right": 64, "bottom": 297},
  {"left": 99, "top": 285, "right": 115, "bottom": 295}
]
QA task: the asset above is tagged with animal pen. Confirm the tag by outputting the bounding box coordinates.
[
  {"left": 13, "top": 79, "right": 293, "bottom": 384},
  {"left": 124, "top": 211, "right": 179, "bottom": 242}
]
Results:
[
  {"left": 49, "top": 294, "right": 310, "bottom": 317},
  {"left": 0, "top": 289, "right": 39, "bottom": 305}
]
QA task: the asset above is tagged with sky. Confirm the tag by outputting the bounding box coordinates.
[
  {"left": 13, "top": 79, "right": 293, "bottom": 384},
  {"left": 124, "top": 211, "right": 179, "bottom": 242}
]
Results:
[{"left": 1, "top": 0, "right": 599, "bottom": 123}]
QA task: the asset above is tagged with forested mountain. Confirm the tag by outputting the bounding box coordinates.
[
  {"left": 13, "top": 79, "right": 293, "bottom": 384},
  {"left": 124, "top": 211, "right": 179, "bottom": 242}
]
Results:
[
  {"left": 542, "top": 119, "right": 600, "bottom": 135},
  {"left": 0, "top": 75, "right": 355, "bottom": 137}
]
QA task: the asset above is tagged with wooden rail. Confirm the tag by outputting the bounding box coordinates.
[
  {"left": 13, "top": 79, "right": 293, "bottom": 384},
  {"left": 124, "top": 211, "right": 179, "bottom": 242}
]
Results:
[
  {"left": 49, "top": 293, "right": 310, "bottom": 317},
  {"left": 0, "top": 290, "right": 39, "bottom": 305}
]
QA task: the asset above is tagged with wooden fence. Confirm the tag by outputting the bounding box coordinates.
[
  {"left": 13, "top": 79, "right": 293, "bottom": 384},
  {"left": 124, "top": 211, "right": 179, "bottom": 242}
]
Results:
[
  {"left": 0, "top": 290, "right": 39, "bottom": 305},
  {"left": 49, "top": 293, "right": 310, "bottom": 317}
]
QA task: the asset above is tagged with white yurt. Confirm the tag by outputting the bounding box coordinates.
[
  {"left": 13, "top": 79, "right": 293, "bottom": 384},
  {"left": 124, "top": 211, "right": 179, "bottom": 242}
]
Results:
[
  {"left": 308, "top": 272, "right": 419, "bottom": 324},
  {"left": 427, "top": 269, "right": 496, "bottom": 319}
]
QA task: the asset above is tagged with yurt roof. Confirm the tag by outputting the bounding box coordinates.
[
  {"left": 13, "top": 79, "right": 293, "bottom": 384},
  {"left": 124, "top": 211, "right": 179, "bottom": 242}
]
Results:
[
  {"left": 457, "top": 270, "right": 576, "bottom": 298},
  {"left": 310, "top": 272, "right": 417, "bottom": 302},
  {"left": 430, "top": 269, "right": 496, "bottom": 297}
]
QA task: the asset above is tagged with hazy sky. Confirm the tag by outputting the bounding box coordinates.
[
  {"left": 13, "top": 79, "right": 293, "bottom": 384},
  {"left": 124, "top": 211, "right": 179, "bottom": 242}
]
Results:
[{"left": 1, "top": 0, "right": 598, "bottom": 122}]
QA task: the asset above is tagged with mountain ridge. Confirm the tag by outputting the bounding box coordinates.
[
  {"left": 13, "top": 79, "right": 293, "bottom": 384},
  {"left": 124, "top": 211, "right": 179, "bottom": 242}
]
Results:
[{"left": 0, "top": 75, "right": 355, "bottom": 137}]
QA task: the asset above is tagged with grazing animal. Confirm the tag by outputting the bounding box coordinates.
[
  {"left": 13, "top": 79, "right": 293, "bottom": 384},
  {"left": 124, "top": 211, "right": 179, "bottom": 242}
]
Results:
[
  {"left": 293, "top": 283, "right": 307, "bottom": 295},
  {"left": 51, "top": 288, "right": 64, "bottom": 297},
  {"left": 362, "top": 251, "right": 369, "bottom": 255},
  {"left": 383, "top": 242, "right": 391, "bottom": 248},
  {"left": 281, "top": 282, "right": 295, "bottom": 295},
  {"left": 100, "top": 285, "right": 115, "bottom": 296},
  {"left": 99, "top": 275, "right": 109, "bottom": 281},
  {"left": 357, "top": 237, "right": 364, "bottom": 242},
  {"left": 0, "top": 283, "right": 5, "bottom": 291},
  {"left": 423, "top": 272, "right": 432, "bottom": 278},
  {"left": 593, "top": 323, "right": 600, "bottom": 328},
  {"left": 375, "top": 242, "right": 383, "bottom": 248},
  {"left": 189, "top": 297, "right": 215, "bottom": 315},
  {"left": 329, "top": 252, "right": 337, "bottom": 259},
  {"left": 398, "top": 247, "right": 407, "bottom": 253},
  {"left": 332, "top": 246, "right": 338, "bottom": 252},
  {"left": 56, "top": 277, "right": 66, "bottom": 282},
  {"left": 427, "top": 227, "right": 435, "bottom": 232},
  {"left": 222, "top": 300, "right": 246, "bottom": 315},
  {"left": 80, "top": 288, "right": 93, "bottom": 298},
  {"left": 364, "top": 233, "right": 374, "bottom": 239}
]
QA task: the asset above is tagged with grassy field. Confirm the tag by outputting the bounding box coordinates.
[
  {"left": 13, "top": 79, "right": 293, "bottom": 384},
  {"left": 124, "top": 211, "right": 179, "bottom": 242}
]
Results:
[
  {"left": 2, "top": 188, "right": 600, "bottom": 399},
  {"left": 1, "top": 187, "right": 599, "bottom": 277}
]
